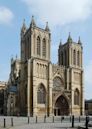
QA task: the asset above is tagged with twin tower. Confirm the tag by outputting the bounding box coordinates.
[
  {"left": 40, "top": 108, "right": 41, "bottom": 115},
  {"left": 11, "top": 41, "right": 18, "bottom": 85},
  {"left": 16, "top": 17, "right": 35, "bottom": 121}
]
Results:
[{"left": 19, "top": 16, "right": 84, "bottom": 116}]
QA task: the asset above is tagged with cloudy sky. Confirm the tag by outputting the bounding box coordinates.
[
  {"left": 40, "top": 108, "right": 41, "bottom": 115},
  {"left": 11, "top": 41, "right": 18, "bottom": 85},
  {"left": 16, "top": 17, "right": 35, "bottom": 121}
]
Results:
[{"left": 0, "top": 0, "right": 92, "bottom": 99}]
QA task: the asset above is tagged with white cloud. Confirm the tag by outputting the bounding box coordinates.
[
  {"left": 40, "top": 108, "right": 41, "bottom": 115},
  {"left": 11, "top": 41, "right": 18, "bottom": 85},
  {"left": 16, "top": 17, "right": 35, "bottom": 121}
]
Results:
[
  {"left": 0, "top": 6, "right": 14, "bottom": 25},
  {"left": 22, "top": 0, "right": 92, "bottom": 26}
]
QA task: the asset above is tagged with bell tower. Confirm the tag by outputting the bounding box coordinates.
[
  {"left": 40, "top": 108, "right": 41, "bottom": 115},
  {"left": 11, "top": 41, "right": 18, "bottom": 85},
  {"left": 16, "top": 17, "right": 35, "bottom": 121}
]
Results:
[
  {"left": 58, "top": 33, "right": 83, "bottom": 69},
  {"left": 20, "top": 16, "right": 51, "bottom": 62},
  {"left": 20, "top": 16, "right": 52, "bottom": 116},
  {"left": 58, "top": 33, "right": 84, "bottom": 115}
]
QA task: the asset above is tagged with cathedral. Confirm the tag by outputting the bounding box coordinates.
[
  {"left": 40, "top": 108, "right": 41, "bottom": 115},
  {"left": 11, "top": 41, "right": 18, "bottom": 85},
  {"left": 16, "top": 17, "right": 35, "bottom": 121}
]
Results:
[{"left": 18, "top": 16, "right": 84, "bottom": 116}]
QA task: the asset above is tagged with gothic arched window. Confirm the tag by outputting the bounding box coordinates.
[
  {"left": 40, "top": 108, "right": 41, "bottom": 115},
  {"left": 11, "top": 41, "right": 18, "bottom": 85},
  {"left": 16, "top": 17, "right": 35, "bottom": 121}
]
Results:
[
  {"left": 77, "top": 51, "right": 80, "bottom": 66},
  {"left": 42, "top": 38, "right": 46, "bottom": 57},
  {"left": 73, "top": 50, "right": 76, "bottom": 65},
  {"left": 74, "top": 89, "right": 79, "bottom": 105},
  {"left": 37, "top": 84, "right": 46, "bottom": 104},
  {"left": 37, "top": 36, "right": 41, "bottom": 56}
]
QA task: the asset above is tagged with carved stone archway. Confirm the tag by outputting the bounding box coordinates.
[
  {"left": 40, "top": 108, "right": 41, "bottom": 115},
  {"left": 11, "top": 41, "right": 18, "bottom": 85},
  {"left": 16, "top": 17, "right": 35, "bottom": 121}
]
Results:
[{"left": 54, "top": 95, "right": 69, "bottom": 116}]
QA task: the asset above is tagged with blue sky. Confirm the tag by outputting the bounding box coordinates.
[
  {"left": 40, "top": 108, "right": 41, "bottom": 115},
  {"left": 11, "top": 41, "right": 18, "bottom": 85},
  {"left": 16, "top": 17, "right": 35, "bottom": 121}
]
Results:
[{"left": 0, "top": 0, "right": 92, "bottom": 99}]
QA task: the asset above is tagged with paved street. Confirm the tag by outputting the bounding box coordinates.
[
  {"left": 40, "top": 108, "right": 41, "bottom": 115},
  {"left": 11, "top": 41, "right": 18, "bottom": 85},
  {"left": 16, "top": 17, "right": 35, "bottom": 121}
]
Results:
[
  {"left": 7, "top": 123, "right": 78, "bottom": 129},
  {"left": 0, "top": 116, "right": 91, "bottom": 129}
]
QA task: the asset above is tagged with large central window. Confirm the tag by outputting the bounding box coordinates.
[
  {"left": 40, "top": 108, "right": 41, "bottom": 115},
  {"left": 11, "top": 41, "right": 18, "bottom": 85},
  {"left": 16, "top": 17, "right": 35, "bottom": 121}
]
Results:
[{"left": 53, "top": 77, "right": 63, "bottom": 90}]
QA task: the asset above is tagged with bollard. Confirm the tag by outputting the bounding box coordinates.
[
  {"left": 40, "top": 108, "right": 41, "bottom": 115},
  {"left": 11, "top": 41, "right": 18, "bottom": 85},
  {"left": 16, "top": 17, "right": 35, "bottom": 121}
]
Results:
[
  {"left": 52, "top": 116, "right": 54, "bottom": 123},
  {"left": 4, "top": 118, "right": 6, "bottom": 128},
  {"left": 28, "top": 116, "right": 30, "bottom": 124},
  {"left": 72, "top": 115, "right": 74, "bottom": 128},
  {"left": 85, "top": 116, "right": 89, "bottom": 129},
  {"left": 44, "top": 115, "right": 46, "bottom": 123},
  {"left": 36, "top": 116, "right": 37, "bottom": 123},
  {"left": 11, "top": 118, "right": 13, "bottom": 126},
  {"left": 70, "top": 116, "right": 71, "bottom": 122},
  {"left": 79, "top": 116, "right": 80, "bottom": 122}
]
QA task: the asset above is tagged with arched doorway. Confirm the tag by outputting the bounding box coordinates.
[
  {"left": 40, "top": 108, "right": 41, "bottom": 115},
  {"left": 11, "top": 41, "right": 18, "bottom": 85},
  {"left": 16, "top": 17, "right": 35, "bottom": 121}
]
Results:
[{"left": 54, "top": 95, "right": 69, "bottom": 116}]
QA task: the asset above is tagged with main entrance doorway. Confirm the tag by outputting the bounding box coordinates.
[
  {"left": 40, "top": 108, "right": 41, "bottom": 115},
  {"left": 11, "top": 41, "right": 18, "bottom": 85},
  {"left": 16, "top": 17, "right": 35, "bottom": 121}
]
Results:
[{"left": 54, "top": 95, "right": 69, "bottom": 116}]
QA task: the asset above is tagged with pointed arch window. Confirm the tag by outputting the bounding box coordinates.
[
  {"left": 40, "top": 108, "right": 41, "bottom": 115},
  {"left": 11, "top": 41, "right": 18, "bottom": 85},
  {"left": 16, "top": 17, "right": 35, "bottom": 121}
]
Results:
[
  {"left": 42, "top": 38, "right": 46, "bottom": 57},
  {"left": 77, "top": 51, "right": 80, "bottom": 66},
  {"left": 74, "top": 89, "right": 79, "bottom": 105},
  {"left": 37, "top": 36, "right": 41, "bottom": 56},
  {"left": 37, "top": 84, "right": 46, "bottom": 104},
  {"left": 73, "top": 50, "right": 76, "bottom": 65}
]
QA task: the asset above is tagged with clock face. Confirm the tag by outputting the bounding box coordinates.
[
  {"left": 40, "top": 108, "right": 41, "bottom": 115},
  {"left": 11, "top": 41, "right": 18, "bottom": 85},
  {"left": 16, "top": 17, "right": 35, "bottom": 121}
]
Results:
[{"left": 53, "top": 77, "right": 63, "bottom": 90}]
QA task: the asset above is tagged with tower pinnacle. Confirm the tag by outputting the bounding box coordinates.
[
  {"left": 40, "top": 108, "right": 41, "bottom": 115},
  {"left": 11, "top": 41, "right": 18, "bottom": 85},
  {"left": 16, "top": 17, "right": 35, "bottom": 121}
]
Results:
[
  {"left": 67, "top": 32, "right": 72, "bottom": 43},
  {"left": 30, "top": 15, "right": 36, "bottom": 27},
  {"left": 59, "top": 39, "right": 62, "bottom": 47},
  {"left": 21, "top": 19, "right": 26, "bottom": 35},
  {"left": 45, "top": 22, "right": 50, "bottom": 31},
  {"left": 78, "top": 36, "right": 82, "bottom": 45}
]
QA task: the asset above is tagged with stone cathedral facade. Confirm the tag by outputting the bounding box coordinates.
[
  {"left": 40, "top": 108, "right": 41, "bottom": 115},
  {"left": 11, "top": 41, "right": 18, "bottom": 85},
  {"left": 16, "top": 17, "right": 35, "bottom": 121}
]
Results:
[{"left": 18, "top": 16, "right": 84, "bottom": 116}]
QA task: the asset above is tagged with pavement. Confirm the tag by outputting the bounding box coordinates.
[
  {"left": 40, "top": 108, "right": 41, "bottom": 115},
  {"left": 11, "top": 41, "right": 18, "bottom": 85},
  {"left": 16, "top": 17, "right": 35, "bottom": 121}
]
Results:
[
  {"left": 2, "top": 123, "right": 78, "bottom": 129},
  {"left": 0, "top": 116, "right": 91, "bottom": 129}
]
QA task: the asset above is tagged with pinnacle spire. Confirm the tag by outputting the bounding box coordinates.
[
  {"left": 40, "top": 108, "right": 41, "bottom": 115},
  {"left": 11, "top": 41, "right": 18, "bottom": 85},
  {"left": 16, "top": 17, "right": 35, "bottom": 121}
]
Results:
[
  {"left": 11, "top": 55, "right": 14, "bottom": 64},
  {"left": 59, "top": 39, "right": 62, "bottom": 47},
  {"left": 30, "top": 15, "right": 36, "bottom": 27},
  {"left": 45, "top": 22, "right": 50, "bottom": 31},
  {"left": 21, "top": 19, "right": 26, "bottom": 34},
  {"left": 67, "top": 32, "right": 72, "bottom": 43},
  {"left": 78, "top": 36, "right": 82, "bottom": 45}
]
